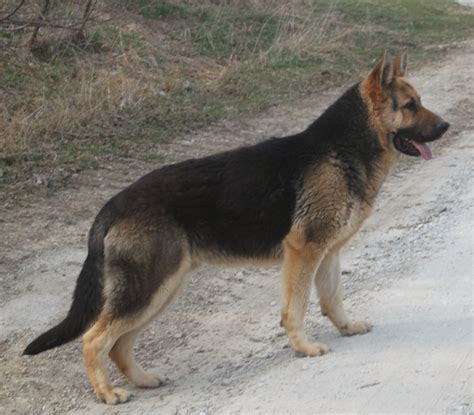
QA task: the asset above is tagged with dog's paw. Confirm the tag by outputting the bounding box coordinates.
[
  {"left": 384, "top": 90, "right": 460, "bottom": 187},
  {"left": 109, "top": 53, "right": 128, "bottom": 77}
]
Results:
[
  {"left": 294, "top": 341, "right": 330, "bottom": 357},
  {"left": 98, "top": 387, "right": 132, "bottom": 405},
  {"left": 340, "top": 320, "right": 373, "bottom": 336},
  {"left": 134, "top": 372, "right": 162, "bottom": 389}
]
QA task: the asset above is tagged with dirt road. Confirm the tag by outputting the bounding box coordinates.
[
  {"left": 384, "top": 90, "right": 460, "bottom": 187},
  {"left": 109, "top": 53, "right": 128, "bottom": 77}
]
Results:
[{"left": 1, "top": 41, "right": 473, "bottom": 414}]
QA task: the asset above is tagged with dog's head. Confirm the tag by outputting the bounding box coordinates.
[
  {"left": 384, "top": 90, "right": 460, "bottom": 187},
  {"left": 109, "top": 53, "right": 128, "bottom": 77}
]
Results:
[{"left": 361, "top": 50, "right": 449, "bottom": 160}]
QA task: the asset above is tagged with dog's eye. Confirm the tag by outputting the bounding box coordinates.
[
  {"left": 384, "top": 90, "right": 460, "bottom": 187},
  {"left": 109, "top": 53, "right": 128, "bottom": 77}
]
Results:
[{"left": 403, "top": 99, "right": 417, "bottom": 111}]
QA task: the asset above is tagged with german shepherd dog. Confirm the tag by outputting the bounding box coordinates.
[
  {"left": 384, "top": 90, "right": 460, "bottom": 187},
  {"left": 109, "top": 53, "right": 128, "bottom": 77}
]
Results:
[{"left": 24, "top": 50, "right": 449, "bottom": 404}]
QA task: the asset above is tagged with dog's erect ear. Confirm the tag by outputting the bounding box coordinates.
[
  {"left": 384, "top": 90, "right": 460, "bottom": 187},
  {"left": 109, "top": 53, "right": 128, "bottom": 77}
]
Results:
[
  {"left": 393, "top": 48, "right": 408, "bottom": 77},
  {"left": 367, "top": 50, "right": 394, "bottom": 89}
]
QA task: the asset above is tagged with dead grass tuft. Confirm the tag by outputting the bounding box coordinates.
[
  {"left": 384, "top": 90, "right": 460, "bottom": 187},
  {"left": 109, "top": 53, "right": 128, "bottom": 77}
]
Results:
[{"left": 0, "top": 64, "right": 158, "bottom": 153}]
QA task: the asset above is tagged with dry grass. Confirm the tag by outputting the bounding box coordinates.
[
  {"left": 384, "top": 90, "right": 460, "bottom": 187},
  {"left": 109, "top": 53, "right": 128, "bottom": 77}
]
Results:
[
  {"left": 1, "top": 0, "right": 340, "bottom": 158},
  {"left": 1, "top": 0, "right": 473, "bottom": 187},
  {"left": 257, "top": 2, "right": 338, "bottom": 62},
  {"left": 1, "top": 68, "right": 155, "bottom": 153}
]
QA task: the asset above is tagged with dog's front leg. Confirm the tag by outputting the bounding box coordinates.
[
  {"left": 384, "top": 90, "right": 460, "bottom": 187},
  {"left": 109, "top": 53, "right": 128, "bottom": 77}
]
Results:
[
  {"left": 280, "top": 239, "right": 329, "bottom": 357},
  {"left": 315, "top": 251, "right": 372, "bottom": 336}
]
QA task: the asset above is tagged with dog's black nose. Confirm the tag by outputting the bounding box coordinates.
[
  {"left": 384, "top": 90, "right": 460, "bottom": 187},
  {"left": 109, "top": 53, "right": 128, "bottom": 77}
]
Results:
[{"left": 436, "top": 121, "right": 450, "bottom": 135}]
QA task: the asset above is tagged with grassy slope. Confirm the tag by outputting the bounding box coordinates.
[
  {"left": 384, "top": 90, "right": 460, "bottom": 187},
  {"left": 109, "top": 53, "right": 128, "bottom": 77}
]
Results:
[{"left": 1, "top": 0, "right": 473, "bottom": 189}]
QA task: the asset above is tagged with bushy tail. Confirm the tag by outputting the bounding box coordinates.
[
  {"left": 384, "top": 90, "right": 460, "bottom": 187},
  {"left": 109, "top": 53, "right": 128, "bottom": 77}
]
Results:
[{"left": 23, "top": 230, "right": 106, "bottom": 355}]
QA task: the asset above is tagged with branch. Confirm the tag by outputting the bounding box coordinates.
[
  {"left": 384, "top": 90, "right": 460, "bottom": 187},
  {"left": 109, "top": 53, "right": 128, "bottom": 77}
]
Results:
[
  {"left": 0, "top": 0, "right": 26, "bottom": 23},
  {"left": 74, "top": 0, "right": 96, "bottom": 43},
  {"left": 29, "top": 0, "right": 50, "bottom": 49},
  {"left": 2, "top": 19, "right": 84, "bottom": 30}
]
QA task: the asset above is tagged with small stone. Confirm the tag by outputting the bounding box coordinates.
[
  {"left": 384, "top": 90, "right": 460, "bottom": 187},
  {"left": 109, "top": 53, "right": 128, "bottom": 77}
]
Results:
[
  {"left": 221, "top": 378, "right": 231, "bottom": 386},
  {"left": 222, "top": 296, "right": 231, "bottom": 304},
  {"left": 446, "top": 403, "right": 470, "bottom": 415}
]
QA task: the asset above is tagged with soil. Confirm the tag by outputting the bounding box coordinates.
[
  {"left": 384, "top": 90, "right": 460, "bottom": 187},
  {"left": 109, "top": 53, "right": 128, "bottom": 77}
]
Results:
[{"left": 1, "top": 40, "right": 473, "bottom": 415}]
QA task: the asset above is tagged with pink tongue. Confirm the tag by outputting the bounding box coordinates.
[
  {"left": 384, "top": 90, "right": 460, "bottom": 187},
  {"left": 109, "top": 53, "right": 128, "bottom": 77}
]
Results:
[{"left": 410, "top": 140, "right": 432, "bottom": 160}]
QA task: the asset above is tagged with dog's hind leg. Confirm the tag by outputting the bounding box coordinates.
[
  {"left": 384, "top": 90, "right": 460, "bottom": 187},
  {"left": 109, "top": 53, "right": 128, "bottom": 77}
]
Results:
[
  {"left": 83, "top": 310, "right": 135, "bottom": 405},
  {"left": 108, "top": 258, "right": 191, "bottom": 390},
  {"left": 280, "top": 238, "right": 329, "bottom": 357},
  {"left": 315, "top": 251, "right": 372, "bottom": 336},
  {"left": 83, "top": 220, "right": 192, "bottom": 404},
  {"left": 84, "top": 260, "right": 190, "bottom": 404},
  {"left": 109, "top": 327, "right": 161, "bottom": 389}
]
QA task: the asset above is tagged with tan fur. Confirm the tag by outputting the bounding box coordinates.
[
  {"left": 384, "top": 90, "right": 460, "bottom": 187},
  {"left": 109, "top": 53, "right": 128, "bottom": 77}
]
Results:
[
  {"left": 360, "top": 77, "right": 398, "bottom": 153},
  {"left": 297, "top": 161, "right": 378, "bottom": 252},
  {"left": 83, "top": 254, "right": 192, "bottom": 403},
  {"left": 83, "top": 309, "right": 133, "bottom": 404},
  {"left": 296, "top": 161, "right": 352, "bottom": 243},
  {"left": 315, "top": 251, "right": 372, "bottom": 335},
  {"left": 361, "top": 56, "right": 443, "bottom": 162},
  {"left": 280, "top": 160, "right": 376, "bottom": 352},
  {"left": 109, "top": 329, "right": 161, "bottom": 389},
  {"left": 393, "top": 78, "right": 443, "bottom": 137},
  {"left": 281, "top": 230, "right": 329, "bottom": 356},
  {"left": 195, "top": 248, "right": 283, "bottom": 268},
  {"left": 104, "top": 219, "right": 155, "bottom": 265}
]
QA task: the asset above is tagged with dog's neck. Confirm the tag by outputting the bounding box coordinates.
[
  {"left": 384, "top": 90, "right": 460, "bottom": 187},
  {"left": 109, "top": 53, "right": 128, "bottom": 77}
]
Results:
[
  {"left": 357, "top": 82, "right": 401, "bottom": 204},
  {"left": 306, "top": 83, "right": 398, "bottom": 205}
]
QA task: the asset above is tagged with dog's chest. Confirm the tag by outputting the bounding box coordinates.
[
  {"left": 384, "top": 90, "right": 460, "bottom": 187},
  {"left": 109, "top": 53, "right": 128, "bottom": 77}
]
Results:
[{"left": 332, "top": 199, "right": 373, "bottom": 250}]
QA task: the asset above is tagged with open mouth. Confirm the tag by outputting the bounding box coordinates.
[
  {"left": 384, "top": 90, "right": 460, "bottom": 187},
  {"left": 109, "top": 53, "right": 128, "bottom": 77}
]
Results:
[
  {"left": 393, "top": 136, "right": 432, "bottom": 160},
  {"left": 392, "top": 122, "right": 449, "bottom": 161}
]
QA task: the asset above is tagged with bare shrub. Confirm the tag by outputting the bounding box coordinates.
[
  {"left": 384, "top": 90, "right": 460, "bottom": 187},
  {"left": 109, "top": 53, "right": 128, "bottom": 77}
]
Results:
[{"left": 0, "top": 0, "right": 99, "bottom": 49}]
